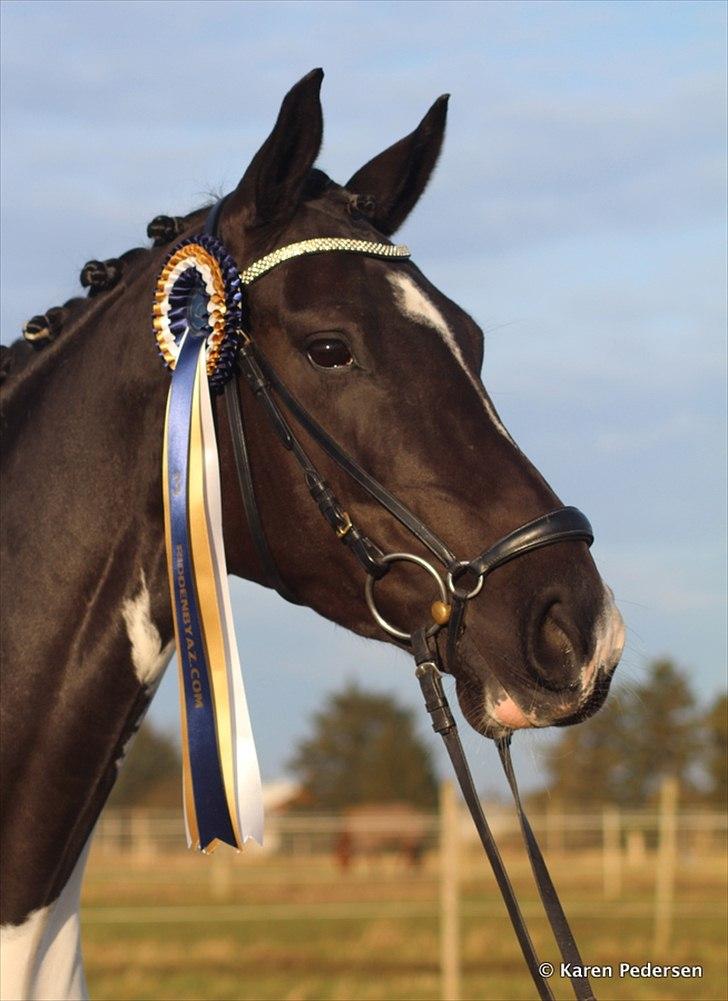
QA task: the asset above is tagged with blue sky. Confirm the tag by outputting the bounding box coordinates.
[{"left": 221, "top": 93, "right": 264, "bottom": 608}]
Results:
[{"left": 2, "top": 1, "right": 725, "bottom": 792}]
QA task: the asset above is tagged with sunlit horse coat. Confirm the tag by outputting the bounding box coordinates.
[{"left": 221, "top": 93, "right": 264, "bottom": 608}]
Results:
[{"left": 0, "top": 70, "right": 624, "bottom": 999}]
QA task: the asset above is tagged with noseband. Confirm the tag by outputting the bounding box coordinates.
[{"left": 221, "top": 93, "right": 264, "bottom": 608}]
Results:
[{"left": 203, "top": 199, "right": 596, "bottom": 1000}]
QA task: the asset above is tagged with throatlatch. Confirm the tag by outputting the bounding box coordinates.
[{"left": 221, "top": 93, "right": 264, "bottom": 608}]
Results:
[{"left": 152, "top": 196, "right": 597, "bottom": 999}]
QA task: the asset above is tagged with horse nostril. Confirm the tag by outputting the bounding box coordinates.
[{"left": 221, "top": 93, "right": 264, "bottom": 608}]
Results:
[{"left": 529, "top": 601, "right": 583, "bottom": 692}]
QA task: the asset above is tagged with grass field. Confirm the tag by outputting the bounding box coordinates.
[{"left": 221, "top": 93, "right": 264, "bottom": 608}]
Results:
[{"left": 81, "top": 847, "right": 726, "bottom": 1001}]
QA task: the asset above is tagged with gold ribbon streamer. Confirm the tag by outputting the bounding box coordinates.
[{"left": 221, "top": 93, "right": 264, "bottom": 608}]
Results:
[
  {"left": 162, "top": 387, "right": 200, "bottom": 849},
  {"left": 163, "top": 339, "right": 264, "bottom": 852},
  {"left": 188, "top": 350, "right": 245, "bottom": 850}
]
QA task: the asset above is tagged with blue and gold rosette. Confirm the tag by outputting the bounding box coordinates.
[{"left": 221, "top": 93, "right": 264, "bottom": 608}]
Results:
[{"left": 154, "top": 236, "right": 263, "bottom": 852}]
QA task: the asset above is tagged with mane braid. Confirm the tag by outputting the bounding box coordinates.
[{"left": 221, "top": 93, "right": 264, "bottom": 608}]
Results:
[
  {"left": 1, "top": 169, "right": 339, "bottom": 405},
  {"left": 0, "top": 207, "right": 209, "bottom": 398}
]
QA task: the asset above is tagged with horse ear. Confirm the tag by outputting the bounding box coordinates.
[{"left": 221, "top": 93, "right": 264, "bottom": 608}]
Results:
[
  {"left": 229, "top": 68, "right": 324, "bottom": 228},
  {"left": 346, "top": 95, "right": 449, "bottom": 235}
]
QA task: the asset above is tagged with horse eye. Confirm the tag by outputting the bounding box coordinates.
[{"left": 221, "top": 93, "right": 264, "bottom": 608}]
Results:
[{"left": 306, "top": 337, "right": 353, "bottom": 369}]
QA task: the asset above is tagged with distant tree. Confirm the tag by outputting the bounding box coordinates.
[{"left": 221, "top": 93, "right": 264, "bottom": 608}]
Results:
[
  {"left": 622, "top": 658, "right": 700, "bottom": 804},
  {"left": 702, "top": 693, "right": 727, "bottom": 806},
  {"left": 107, "top": 721, "right": 181, "bottom": 808},
  {"left": 543, "top": 694, "right": 629, "bottom": 807},
  {"left": 544, "top": 659, "right": 701, "bottom": 807},
  {"left": 288, "top": 683, "right": 438, "bottom": 810}
]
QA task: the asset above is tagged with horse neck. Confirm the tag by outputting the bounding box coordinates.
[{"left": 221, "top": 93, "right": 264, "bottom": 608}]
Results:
[
  {"left": 0, "top": 267, "right": 177, "bottom": 924},
  {"left": 2, "top": 269, "right": 175, "bottom": 646}
]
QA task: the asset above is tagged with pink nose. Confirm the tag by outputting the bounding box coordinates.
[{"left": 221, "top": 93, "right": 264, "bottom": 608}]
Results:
[{"left": 492, "top": 696, "right": 532, "bottom": 729}]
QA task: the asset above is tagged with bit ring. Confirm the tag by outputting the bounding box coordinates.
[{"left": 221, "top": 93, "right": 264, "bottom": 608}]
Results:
[
  {"left": 447, "top": 561, "right": 484, "bottom": 600},
  {"left": 365, "top": 552, "right": 448, "bottom": 642}
]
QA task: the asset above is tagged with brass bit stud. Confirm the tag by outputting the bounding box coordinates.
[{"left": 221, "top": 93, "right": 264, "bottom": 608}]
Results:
[{"left": 431, "top": 600, "right": 451, "bottom": 626}]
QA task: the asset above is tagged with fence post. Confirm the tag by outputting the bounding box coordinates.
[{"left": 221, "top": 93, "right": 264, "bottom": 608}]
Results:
[
  {"left": 130, "top": 809, "right": 155, "bottom": 859},
  {"left": 653, "top": 775, "right": 679, "bottom": 953},
  {"left": 546, "top": 799, "right": 564, "bottom": 855},
  {"left": 602, "top": 805, "right": 622, "bottom": 900},
  {"left": 626, "top": 829, "right": 647, "bottom": 867},
  {"left": 439, "top": 780, "right": 461, "bottom": 1001},
  {"left": 210, "top": 850, "right": 234, "bottom": 900}
]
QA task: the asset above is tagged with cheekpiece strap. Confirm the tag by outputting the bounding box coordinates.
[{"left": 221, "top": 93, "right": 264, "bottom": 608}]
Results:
[{"left": 152, "top": 206, "right": 410, "bottom": 852}]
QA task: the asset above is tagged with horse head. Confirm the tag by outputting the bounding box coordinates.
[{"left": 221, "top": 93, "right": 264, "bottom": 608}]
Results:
[
  {"left": 206, "top": 69, "right": 625, "bottom": 738},
  {"left": 0, "top": 67, "right": 627, "bottom": 1000}
]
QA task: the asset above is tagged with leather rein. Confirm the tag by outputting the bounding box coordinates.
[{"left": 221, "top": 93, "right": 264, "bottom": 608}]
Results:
[{"left": 205, "top": 200, "right": 596, "bottom": 1001}]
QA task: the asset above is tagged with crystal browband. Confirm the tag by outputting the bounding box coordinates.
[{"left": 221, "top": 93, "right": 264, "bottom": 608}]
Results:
[{"left": 239, "top": 238, "right": 410, "bottom": 285}]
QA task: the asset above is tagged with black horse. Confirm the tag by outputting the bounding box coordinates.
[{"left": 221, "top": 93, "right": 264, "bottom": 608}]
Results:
[{"left": 0, "top": 70, "right": 624, "bottom": 998}]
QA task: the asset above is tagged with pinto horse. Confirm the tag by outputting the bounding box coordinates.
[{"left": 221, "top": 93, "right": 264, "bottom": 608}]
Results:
[{"left": 0, "top": 69, "right": 624, "bottom": 999}]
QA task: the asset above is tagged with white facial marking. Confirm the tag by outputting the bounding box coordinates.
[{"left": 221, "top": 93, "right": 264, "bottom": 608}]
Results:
[
  {"left": 485, "top": 586, "right": 625, "bottom": 729},
  {"left": 387, "top": 272, "right": 513, "bottom": 441},
  {"left": 1, "top": 836, "right": 92, "bottom": 1000},
  {"left": 580, "top": 585, "right": 625, "bottom": 691},
  {"left": 121, "top": 571, "right": 173, "bottom": 687}
]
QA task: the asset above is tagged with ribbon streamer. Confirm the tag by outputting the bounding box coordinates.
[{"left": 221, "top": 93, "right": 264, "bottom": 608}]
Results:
[{"left": 156, "top": 238, "right": 263, "bottom": 852}]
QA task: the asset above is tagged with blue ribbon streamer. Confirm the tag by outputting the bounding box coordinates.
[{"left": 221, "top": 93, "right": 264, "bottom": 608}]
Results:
[{"left": 166, "top": 330, "right": 236, "bottom": 849}]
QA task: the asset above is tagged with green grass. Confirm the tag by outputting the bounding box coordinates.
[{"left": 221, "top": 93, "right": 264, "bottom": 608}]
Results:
[{"left": 81, "top": 852, "right": 727, "bottom": 1000}]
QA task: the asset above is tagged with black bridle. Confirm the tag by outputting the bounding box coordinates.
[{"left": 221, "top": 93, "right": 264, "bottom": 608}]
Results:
[{"left": 206, "top": 201, "right": 597, "bottom": 1001}]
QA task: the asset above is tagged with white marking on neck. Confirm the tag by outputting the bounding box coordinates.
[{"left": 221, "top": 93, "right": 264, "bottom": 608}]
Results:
[
  {"left": 0, "top": 835, "right": 92, "bottom": 1000},
  {"left": 121, "top": 571, "right": 174, "bottom": 687},
  {"left": 387, "top": 272, "right": 512, "bottom": 441}
]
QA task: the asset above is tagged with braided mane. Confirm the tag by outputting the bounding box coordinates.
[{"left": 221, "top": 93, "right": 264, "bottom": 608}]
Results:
[
  {"left": 0, "top": 171, "right": 342, "bottom": 400},
  {"left": 0, "top": 207, "right": 212, "bottom": 431},
  {"left": 0, "top": 171, "right": 362, "bottom": 446}
]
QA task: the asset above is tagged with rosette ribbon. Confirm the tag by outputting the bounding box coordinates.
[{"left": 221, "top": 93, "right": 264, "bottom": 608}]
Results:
[{"left": 154, "top": 236, "right": 263, "bottom": 852}]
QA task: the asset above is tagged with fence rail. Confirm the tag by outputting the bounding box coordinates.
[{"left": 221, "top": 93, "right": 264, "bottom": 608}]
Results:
[
  {"left": 94, "top": 802, "right": 727, "bottom": 858},
  {"left": 88, "top": 781, "right": 726, "bottom": 1000}
]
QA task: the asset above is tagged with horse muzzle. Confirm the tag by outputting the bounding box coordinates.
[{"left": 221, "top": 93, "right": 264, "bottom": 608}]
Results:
[{"left": 457, "top": 587, "right": 625, "bottom": 737}]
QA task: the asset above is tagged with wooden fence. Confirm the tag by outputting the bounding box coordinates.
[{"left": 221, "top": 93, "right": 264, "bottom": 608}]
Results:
[{"left": 91, "top": 778, "right": 726, "bottom": 1001}]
